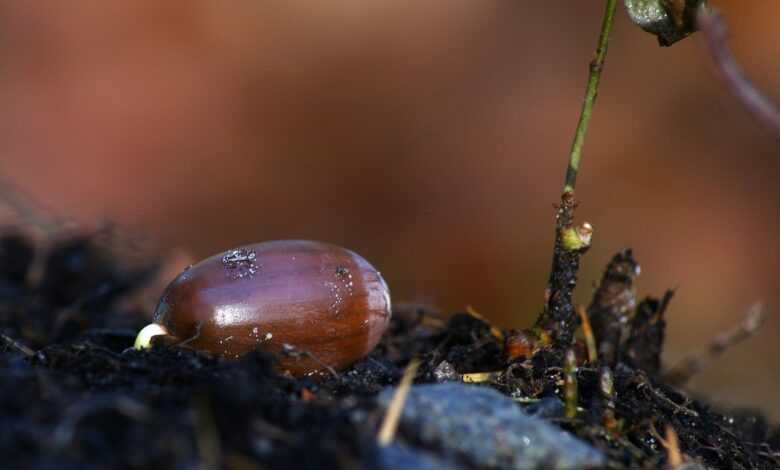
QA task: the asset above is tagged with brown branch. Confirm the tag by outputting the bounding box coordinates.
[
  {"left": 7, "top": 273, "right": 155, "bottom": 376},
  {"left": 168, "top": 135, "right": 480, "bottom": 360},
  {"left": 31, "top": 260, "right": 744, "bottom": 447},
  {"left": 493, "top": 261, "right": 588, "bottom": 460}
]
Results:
[
  {"left": 697, "top": 8, "right": 780, "bottom": 140},
  {"left": 664, "top": 302, "right": 766, "bottom": 386}
]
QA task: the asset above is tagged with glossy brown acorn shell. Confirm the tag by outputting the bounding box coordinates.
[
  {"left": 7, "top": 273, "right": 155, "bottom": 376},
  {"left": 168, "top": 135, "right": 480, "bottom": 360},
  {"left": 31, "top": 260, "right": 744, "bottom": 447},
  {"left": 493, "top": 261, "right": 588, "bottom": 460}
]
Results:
[{"left": 153, "top": 240, "right": 391, "bottom": 376}]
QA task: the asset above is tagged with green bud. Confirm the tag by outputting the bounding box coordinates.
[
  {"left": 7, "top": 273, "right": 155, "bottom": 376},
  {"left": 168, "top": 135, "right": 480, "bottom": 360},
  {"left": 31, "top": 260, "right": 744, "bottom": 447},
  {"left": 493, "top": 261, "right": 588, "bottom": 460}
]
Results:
[{"left": 560, "top": 222, "right": 593, "bottom": 252}]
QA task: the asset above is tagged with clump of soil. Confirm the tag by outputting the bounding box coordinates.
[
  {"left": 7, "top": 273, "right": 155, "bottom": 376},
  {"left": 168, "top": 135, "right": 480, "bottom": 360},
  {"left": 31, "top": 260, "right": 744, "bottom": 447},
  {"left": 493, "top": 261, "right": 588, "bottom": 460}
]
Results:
[{"left": 0, "top": 230, "right": 777, "bottom": 469}]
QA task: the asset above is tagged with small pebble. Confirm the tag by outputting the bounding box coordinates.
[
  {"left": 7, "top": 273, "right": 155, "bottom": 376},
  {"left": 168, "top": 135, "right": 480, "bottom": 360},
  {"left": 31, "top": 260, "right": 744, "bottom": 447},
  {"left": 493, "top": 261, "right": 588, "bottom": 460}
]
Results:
[
  {"left": 432, "top": 360, "right": 459, "bottom": 382},
  {"left": 377, "top": 383, "right": 605, "bottom": 469}
]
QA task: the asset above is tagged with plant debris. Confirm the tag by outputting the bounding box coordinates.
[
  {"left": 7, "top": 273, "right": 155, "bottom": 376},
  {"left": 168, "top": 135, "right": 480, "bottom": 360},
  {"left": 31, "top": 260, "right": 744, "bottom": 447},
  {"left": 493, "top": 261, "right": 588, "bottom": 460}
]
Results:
[{"left": 624, "top": 0, "right": 705, "bottom": 46}]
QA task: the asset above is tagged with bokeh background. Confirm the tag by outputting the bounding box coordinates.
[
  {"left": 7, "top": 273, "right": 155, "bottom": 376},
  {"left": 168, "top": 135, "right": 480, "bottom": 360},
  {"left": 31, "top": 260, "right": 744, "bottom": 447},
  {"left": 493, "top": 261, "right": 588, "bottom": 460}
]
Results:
[{"left": 1, "top": 1, "right": 778, "bottom": 418}]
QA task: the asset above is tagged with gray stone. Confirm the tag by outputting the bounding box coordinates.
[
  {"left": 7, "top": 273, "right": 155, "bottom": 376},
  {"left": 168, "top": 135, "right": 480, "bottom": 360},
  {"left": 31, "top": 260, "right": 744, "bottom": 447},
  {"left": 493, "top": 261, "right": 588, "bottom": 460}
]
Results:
[
  {"left": 377, "top": 383, "right": 605, "bottom": 470},
  {"left": 523, "top": 396, "right": 566, "bottom": 420},
  {"left": 366, "top": 443, "right": 466, "bottom": 470}
]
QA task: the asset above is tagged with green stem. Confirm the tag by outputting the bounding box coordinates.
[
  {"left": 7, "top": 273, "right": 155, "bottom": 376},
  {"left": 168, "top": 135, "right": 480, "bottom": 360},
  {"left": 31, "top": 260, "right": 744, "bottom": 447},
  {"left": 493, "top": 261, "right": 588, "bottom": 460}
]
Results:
[{"left": 563, "top": 0, "right": 618, "bottom": 194}]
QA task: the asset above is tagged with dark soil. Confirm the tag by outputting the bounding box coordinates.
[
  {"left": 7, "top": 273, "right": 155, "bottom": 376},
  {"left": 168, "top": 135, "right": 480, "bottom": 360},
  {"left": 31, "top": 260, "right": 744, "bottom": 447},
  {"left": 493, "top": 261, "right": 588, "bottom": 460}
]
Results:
[{"left": 0, "top": 230, "right": 778, "bottom": 469}]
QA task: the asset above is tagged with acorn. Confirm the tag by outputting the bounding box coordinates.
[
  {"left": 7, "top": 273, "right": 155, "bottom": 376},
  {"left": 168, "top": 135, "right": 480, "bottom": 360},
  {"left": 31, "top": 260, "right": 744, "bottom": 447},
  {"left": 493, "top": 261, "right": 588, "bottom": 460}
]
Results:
[{"left": 135, "top": 240, "right": 392, "bottom": 376}]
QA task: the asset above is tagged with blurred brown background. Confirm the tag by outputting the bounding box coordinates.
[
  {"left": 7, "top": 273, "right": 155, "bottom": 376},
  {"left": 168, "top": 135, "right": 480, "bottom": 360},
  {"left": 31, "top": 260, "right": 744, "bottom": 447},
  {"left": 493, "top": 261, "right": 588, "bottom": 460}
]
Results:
[{"left": 1, "top": 1, "right": 778, "bottom": 418}]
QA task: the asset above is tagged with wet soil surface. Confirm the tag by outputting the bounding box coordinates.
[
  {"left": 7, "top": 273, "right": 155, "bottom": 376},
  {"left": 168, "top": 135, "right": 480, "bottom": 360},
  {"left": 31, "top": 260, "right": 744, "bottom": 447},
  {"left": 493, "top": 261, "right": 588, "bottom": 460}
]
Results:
[{"left": 0, "top": 231, "right": 778, "bottom": 469}]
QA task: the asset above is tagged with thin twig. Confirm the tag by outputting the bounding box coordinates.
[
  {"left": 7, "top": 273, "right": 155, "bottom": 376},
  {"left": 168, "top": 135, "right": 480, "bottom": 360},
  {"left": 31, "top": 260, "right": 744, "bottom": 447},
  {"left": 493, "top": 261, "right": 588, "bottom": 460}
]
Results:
[
  {"left": 280, "top": 343, "right": 340, "bottom": 379},
  {"left": 576, "top": 305, "right": 598, "bottom": 363},
  {"left": 647, "top": 422, "right": 685, "bottom": 469},
  {"left": 665, "top": 424, "right": 684, "bottom": 469},
  {"left": 664, "top": 302, "right": 766, "bottom": 385},
  {"left": 465, "top": 305, "right": 504, "bottom": 342},
  {"left": 377, "top": 359, "right": 420, "bottom": 446},
  {"left": 461, "top": 371, "right": 501, "bottom": 383},
  {"left": 563, "top": 349, "right": 578, "bottom": 419},
  {"left": 563, "top": 0, "right": 619, "bottom": 193},
  {"left": 636, "top": 376, "right": 699, "bottom": 418},
  {"left": 0, "top": 333, "right": 36, "bottom": 357},
  {"left": 598, "top": 366, "right": 620, "bottom": 435},
  {"left": 697, "top": 8, "right": 780, "bottom": 140}
]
